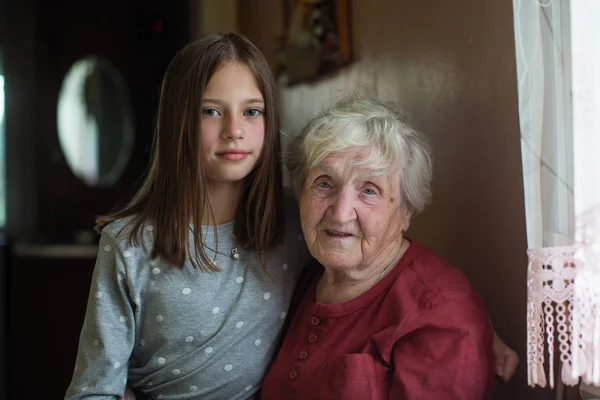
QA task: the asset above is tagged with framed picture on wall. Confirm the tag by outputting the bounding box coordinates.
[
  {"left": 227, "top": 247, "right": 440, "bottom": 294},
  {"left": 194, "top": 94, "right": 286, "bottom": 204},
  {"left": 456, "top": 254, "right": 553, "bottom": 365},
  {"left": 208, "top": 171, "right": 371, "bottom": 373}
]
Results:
[{"left": 279, "top": 0, "right": 352, "bottom": 85}]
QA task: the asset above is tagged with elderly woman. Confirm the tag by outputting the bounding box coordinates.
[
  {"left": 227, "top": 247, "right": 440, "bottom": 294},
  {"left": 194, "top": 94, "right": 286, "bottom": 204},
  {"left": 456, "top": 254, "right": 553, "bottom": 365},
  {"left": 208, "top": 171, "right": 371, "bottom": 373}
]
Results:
[{"left": 260, "top": 96, "right": 495, "bottom": 399}]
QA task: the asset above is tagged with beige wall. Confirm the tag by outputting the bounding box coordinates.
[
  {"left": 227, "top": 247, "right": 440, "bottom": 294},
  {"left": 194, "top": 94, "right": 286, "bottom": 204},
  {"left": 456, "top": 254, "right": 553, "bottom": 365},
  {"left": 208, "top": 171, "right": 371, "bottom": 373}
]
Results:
[
  {"left": 240, "top": 1, "right": 559, "bottom": 399},
  {"left": 192, "top": 0, "right": 239, "bottom": 37}
]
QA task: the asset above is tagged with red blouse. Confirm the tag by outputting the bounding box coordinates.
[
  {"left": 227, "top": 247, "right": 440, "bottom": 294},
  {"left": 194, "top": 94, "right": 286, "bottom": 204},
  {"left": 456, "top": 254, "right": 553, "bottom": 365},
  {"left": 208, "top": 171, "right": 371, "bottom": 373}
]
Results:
[{"left": 261, "top": 240, "right": 494, "bottom": 400}]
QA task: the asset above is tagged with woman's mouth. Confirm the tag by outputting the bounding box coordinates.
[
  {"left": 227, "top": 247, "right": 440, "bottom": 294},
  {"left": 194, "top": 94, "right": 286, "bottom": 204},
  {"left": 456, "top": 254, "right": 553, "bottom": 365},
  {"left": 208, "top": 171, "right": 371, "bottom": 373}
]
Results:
[{"left": 324, "top": 229, "right": 353, "bottom": 238}]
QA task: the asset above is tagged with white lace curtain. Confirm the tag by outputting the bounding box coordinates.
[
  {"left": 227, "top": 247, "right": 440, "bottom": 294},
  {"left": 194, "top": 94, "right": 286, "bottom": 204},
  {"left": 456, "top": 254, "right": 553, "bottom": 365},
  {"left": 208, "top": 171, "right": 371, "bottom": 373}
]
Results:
[{"left": 515, "top": 0, "right": 600, "bottom": 389}]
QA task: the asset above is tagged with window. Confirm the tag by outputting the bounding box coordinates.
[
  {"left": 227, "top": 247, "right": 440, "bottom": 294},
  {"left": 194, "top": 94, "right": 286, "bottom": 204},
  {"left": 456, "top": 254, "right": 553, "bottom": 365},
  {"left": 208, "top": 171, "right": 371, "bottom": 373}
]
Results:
[{"left": 0, "top": 50, "right": 5, "bottom": 228}]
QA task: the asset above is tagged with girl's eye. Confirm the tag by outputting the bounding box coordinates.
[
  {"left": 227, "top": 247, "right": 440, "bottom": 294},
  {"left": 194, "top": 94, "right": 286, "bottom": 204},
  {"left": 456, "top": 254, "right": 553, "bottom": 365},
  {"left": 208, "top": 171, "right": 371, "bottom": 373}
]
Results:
[
  {"left": 202, "top": 108, "right": 221, "bottom": 117},
  {"left": 244, "top": 108, "right": 263, "bottom": 117}
]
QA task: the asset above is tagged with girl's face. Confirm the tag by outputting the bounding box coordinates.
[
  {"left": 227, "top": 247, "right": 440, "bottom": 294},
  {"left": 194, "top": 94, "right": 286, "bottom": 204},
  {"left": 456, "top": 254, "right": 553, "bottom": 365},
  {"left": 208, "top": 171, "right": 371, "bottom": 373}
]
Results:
[{"left": 199, "top": 61, "right": 266, "bottom": 186}]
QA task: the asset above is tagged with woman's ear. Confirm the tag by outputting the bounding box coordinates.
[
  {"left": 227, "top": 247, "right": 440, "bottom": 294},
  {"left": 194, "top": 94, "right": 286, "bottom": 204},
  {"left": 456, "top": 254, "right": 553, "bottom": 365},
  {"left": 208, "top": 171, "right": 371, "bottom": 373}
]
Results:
[{"left": 399, "top": 207, "right": 413, "bottom": 233}]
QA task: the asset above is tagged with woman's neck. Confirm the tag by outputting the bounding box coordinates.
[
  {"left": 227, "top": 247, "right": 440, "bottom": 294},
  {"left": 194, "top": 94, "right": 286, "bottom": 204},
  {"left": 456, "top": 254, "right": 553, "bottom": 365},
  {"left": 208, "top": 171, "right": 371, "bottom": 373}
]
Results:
[
  {"left": 203, "top": 180, "right": 244, "bottom": 225},
  {"left": 316, "top": 238, "right": 408, "bottom": 304}
]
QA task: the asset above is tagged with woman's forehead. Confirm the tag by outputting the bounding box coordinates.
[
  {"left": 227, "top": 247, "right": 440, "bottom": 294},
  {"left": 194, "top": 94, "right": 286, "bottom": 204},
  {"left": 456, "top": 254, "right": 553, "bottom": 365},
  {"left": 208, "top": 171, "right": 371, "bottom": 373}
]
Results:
[{"left": 310, "top": 148, "right": 390, "bottom": 176}]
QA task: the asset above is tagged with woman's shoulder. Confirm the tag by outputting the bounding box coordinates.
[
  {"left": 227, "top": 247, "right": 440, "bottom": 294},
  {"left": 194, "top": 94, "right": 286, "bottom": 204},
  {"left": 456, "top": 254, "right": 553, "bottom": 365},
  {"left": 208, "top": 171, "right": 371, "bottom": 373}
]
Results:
[
  {"left": 389, "top": 240, "right": 485, "bottom": 313},
  {"left": 392, "top": 241, "right": 491, "bottom": 332},
  {"left": 408, "top": 241, "right": 473, "bottom": 289}
]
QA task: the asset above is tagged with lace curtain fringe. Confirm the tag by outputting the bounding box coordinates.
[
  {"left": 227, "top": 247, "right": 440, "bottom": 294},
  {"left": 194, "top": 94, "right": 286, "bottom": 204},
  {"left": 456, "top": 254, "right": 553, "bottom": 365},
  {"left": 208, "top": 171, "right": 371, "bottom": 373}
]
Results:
[{"left": 528, "top": 206, "right": 600, "bottom": 388}]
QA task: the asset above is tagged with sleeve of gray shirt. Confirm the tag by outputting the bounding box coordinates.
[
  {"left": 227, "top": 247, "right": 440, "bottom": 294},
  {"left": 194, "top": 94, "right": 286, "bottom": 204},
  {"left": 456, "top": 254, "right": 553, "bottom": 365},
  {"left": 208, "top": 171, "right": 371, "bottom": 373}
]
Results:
[{"left": 65, "top": 231, "right": 136, "bottom": 399}]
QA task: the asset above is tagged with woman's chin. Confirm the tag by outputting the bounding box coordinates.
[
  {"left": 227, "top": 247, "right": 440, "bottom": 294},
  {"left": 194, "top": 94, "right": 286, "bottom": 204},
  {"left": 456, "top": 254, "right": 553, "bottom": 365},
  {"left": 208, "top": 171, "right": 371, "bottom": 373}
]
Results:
[{"left": 313, "top": 249, "right": 358, "bottom": 270}]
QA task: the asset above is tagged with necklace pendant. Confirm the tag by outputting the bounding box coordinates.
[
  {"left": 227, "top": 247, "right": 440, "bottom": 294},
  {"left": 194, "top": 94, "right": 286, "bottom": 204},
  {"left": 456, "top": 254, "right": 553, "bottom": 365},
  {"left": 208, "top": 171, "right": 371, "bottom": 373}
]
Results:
[{"left": 231, "top": 248, "right": 240, "bottom": 260}]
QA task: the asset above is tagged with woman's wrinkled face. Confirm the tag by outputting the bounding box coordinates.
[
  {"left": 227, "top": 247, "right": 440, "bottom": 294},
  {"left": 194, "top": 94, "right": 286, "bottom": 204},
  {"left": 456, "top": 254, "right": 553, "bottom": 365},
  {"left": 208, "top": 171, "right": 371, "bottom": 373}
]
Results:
[{"left": 299, "top": 148, "right": 411, "bottom": 272}]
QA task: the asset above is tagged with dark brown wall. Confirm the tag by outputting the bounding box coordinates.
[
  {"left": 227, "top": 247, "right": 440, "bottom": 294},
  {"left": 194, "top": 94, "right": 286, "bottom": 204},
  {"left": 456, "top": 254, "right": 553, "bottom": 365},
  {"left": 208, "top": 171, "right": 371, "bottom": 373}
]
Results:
[
  {"left": 34, "top": 0, "right": 191, "bottom": 242},
  {"left": 4, "top": 0, "right": 191, "bottom": 244},
  {"left": 238, "top": 0, "right": 285, "bottom": 71},
  {"left": 2, "top": 1, "right": 192, "bottom": 398},
  {"left": 8, "top": 252, "right": 96, "bottom": 399},
  {"left": 241, "top": 1, "right": 548, "bottom": 399}
]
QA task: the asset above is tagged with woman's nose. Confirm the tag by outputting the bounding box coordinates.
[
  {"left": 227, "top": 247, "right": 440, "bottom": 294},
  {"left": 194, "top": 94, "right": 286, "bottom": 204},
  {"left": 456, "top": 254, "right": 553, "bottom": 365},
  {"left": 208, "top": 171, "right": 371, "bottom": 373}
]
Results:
[{"left": 327, "top": 190, "right": 356, "bottom": 223}]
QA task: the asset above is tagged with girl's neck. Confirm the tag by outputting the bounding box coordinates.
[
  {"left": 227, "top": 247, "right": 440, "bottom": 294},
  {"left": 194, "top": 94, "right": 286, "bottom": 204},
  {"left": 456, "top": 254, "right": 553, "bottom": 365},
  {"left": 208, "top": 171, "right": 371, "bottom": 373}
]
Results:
[{"left": 203, "top": 180, "right": 244, "bottom": 225}]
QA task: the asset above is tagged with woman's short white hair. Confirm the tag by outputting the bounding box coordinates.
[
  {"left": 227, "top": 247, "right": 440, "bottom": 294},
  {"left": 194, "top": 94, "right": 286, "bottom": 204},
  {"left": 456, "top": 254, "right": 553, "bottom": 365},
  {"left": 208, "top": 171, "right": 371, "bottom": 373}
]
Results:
[{"left": 285, "top": 95, "right": 433, "bottom": 214}]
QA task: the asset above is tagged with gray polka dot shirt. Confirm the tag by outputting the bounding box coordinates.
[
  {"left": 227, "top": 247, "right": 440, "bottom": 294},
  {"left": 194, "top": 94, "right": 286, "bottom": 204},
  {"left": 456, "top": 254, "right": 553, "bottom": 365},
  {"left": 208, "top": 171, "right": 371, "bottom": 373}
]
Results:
[{"left": 65, "top": 203, "right": 311, "bottom": 400}]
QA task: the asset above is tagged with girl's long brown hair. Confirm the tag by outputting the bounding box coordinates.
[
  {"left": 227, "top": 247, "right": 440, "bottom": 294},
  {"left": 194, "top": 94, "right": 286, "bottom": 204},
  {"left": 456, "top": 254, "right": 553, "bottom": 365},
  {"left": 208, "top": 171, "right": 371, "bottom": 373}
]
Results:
[{"left": 96, "top": 33, "right": 284, "bottom": 272}]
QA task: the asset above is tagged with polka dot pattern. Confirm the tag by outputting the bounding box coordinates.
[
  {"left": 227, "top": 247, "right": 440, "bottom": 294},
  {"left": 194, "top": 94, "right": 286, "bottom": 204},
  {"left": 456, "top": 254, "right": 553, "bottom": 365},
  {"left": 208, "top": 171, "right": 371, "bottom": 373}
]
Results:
[{"left": 74, "top": 221, "right": 301, "bottom": 399}]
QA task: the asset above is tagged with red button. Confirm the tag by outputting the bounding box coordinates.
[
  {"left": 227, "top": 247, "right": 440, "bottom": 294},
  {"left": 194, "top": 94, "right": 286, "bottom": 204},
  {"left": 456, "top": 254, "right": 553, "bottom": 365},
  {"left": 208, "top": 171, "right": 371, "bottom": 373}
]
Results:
[
  {"left": 310, "top": 316, "right": 320, "bottom": 325},
  {"left": 289, "top": 370, "right": 298, "bottom": 380},
  {"left": 308, "top": 333, "right": 318, "bottom": 343},
  {"left": 299, "top": 350, "right": 308, "bottom": 359}
]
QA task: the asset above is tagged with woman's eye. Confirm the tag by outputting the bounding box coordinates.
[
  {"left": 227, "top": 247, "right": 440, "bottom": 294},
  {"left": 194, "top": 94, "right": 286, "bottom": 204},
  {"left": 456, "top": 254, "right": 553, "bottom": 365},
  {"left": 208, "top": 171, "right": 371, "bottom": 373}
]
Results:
[
  {"left": 363, "top": 187, "right": 377, "bottom": 195},
  {"left": 317, "top": 181, "right": 332, "bottom": 189},
  {"left": 244, "top": 108, "right": 263, "bottom": 117},
  {"left": 202, "top": 108, "right": 220, "bottom": 117}
]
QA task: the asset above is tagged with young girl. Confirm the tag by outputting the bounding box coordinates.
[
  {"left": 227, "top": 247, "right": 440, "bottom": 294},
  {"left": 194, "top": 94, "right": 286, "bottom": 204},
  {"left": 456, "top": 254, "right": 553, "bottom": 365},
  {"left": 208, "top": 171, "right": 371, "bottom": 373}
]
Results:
[
  {"left": 66, "top": 32, "right": 518, "bottom": 400},
  {"left": 65, "top": 33, "right": 312, "bottom": 400}
]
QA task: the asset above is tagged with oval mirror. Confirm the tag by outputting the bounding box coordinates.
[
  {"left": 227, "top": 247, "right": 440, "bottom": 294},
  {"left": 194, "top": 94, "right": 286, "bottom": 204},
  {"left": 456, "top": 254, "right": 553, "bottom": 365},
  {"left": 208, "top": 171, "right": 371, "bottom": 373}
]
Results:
[{"left": 57, "top": 56, "right": 134, "bottom": 187}]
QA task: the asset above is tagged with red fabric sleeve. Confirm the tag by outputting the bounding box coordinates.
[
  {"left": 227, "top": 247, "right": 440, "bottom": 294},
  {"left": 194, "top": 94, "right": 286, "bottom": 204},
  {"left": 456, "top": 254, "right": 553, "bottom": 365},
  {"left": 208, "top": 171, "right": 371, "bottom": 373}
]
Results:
[{"left": 390, "top": 289, "right": 495, "bottom": 400}]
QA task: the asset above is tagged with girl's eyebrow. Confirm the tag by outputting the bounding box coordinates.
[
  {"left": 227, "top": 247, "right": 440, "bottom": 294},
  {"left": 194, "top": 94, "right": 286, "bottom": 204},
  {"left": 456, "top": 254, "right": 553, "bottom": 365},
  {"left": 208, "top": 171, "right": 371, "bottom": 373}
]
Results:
[{"left": 202, "top": 98, "right": 264, "bottom": 105}]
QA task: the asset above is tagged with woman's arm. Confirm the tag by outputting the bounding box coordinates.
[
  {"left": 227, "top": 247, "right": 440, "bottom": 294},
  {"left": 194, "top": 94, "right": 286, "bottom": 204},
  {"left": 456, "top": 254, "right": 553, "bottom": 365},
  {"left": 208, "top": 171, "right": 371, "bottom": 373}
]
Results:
[
  {"left": 64, "top": 232, "right": 136, "bottom": 399},
  {"left": 390, "top": 290, "right": 495, "bottom": 400}
]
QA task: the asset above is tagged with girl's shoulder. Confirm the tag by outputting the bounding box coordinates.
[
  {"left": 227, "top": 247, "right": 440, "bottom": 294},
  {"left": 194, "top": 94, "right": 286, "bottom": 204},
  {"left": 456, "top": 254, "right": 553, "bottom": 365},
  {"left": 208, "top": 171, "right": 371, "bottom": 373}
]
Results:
[{"left": 100, "top": 215, "right": 154, "bottom": 253}]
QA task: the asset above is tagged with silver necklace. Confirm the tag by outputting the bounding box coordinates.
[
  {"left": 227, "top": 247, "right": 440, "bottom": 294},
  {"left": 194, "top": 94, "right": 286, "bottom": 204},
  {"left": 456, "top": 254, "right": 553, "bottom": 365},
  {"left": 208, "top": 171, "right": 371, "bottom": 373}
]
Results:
[
  {"left": 191, "top": 228, "right": 241, "bottom": 260},
  {"left": 204, "top": 244, "right": 240, "bottom": 260},
  {"left": 203, "top": 237, "right": 240, "bottom": 260}
]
